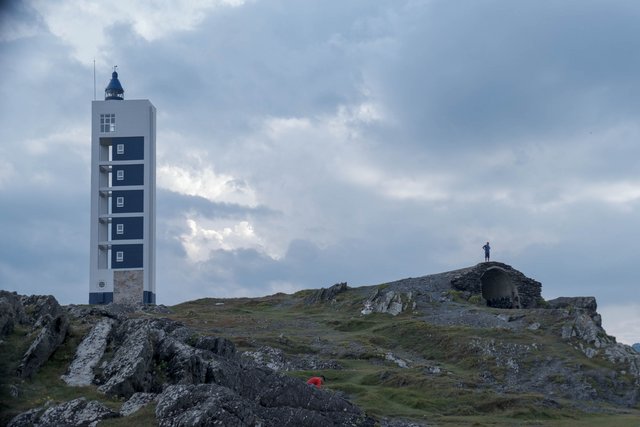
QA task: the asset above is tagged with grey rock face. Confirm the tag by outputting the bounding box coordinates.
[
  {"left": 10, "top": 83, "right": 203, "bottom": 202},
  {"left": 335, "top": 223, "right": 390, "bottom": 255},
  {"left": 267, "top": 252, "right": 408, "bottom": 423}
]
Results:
[
  {"left": 242, "top": 345, "right": 341, "bottom": 371},
  {"left": 363, "top": 289, "right": 414, "bottom": 316},
  {"left": 194, "top": 335, "right": 236, "bottom": 359},
  {"left": 633, "top": 343, "right": 640, "bottom": 353},
  {"left": 603, "top": 344, "right": 640, "bottom": 379},
  {"left": 98, "top": 319, "right": 158, "bottom": 396},
  {"left": 157, "top": 381, "right": 370, "bottom": 426},
  {"left": 62, "top": 318, "right": 115, "bottom": 386},
  {"left": 8, "top": 397, "right": 118, "bottom": 427},
  {"left": 86, "top": 315, "right": 373, "bottom": 425},
  {"left": 120, "top": 392, "right": 157, "bottom": 416},
  {"left": 17, "top": 310, "right": 69, "bottom": 379},
  {"left": 0, "top": 291, "right": 28, "bottom": 337},
  {"left": 0, "top": 293, "right": 71, "bottom": 383},
  {"left": 305, "top": 282, "right": 349, "bottom": 305},
  {"left": 545, "top": 299, "right": 640, "bottom": 404},
  {"left": 384, "top": 352, "right": 409, "bottom": 368},
  {"left": 22, "top": 295, "right": 66, "bottom": 324},
  {"left": 547, "top": 296, "right": 598, "bottom": 313},
  {"left": 6, "top": 407, "right": 42, "bottom": 427},
  {"left": 156, "top": 384, "right": 260, "bottom": 427},
  {"left": 554, "top": 298, "right": 613, "bottom": 359}
]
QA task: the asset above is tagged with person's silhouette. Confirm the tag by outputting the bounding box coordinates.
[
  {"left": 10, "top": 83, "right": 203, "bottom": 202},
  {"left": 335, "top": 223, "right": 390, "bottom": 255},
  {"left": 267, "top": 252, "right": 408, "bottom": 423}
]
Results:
[{"left": 482, "top": 242, "right": 491, "bottom": 262}]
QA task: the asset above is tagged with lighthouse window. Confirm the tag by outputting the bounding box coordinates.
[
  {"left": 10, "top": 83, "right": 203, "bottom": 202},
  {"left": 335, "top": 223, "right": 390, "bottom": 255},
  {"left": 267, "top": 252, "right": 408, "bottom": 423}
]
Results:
[
  {"left": 116, "top": 251, "right": 124, "bottom": 262},
  {"left": 116, "top": 224, "right": 124, "bottom": 234},
  {"left": 116, "top": 196, "right": 124, "bottom": 207},
  {"left": 116, "top": 170, "right": 124, "bottom": 181},
  {"left": 100, "top": 114, "right": 116, "bottom": 133}
]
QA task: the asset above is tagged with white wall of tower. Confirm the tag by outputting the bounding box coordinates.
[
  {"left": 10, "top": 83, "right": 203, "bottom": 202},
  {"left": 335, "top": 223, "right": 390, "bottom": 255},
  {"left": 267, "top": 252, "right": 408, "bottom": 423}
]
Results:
[{"left": 90, "top": 99, "right": 156, "bottom": 303}]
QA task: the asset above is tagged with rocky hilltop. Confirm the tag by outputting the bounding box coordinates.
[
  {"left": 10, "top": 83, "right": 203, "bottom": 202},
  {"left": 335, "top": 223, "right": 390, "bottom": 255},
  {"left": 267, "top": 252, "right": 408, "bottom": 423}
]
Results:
[{"left": 1, "top": 262, "right": 639, "bottom": 426}]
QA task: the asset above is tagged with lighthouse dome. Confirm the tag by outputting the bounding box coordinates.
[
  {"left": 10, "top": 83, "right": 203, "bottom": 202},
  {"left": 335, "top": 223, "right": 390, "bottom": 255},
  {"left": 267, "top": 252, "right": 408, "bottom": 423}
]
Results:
[{"left": 105, "top": 70, "right": 124, "bottom": 100}]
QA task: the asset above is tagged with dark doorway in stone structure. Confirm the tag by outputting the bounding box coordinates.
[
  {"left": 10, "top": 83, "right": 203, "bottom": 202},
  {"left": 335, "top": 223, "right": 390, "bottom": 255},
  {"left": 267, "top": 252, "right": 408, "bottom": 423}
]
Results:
[{"left": 480, "top": 267, "right": 521, "bottom": 309}]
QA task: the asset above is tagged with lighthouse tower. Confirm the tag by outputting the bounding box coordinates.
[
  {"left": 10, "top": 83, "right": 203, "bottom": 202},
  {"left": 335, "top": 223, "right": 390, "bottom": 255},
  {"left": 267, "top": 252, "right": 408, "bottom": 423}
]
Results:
[{"left": 89, "top": 69, "right": 156, "bottom": 304}]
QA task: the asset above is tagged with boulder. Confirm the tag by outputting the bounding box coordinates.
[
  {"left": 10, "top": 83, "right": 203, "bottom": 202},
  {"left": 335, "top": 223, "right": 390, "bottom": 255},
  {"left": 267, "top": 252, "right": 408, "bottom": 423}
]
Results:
[
  {"left": 547, "top": 297, "right": 598, "bottom": 314},
  {"left": 242, "top": 345, "right": 341, "bottom": 371},
  {"left": 156, "top": 329, "right": 210, "bottom": 385},
  {"left": 120, "top": 392, "right": 157, "bottom": 416},
  {"left": 194, "top": 335, "right": 236, "bottom": 359},
  {"left": 87, "top": 315, "right": 373, "bottom": 425},
  {"left": 0, "top": 291, "right": 27, "bottom": 337},
  {"left": 22, "top": 295, "right": 65, "bottom": 325},
  {"left": 156, "top": 380, "right": 375, "bottom": 426},
  {"left": 156, "top": 384, "right": 260, "bottom": 426},
  {"left": 62, "top": 318, "right": 115, "bottom": 386},
  {"left": 98, "top": 319, "right": 158, "bottom": 396},
  {"left": 305, "top": 282, "right": 349, "bottom": 305},
  {"left": 17, "top": 312, "right": 69, "bottom": 379},
  {"left": 8, "top": 397, "right": 118, "bottom": 427},
  {"left": 363, "top": 289, "right": 413, "bottom": 316}
]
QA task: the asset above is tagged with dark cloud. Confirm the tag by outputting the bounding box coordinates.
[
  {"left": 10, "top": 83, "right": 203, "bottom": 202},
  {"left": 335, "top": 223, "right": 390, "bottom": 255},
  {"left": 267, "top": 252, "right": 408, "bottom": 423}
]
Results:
[
  {"left": 1, "top": 1, "right": 639, "bottom": 342},
  {"left": 371, "top": 1, "right": 640, "bottom": 148}
]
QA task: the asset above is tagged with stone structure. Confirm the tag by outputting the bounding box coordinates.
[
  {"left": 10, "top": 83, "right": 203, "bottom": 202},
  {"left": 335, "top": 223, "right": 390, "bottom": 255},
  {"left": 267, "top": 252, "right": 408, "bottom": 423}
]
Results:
[
  {"left": 114, "top": 270, "right": 144, "bottom": 304},
  {"left": 451, "top": 262, "right": 542, "bottom": 309}
]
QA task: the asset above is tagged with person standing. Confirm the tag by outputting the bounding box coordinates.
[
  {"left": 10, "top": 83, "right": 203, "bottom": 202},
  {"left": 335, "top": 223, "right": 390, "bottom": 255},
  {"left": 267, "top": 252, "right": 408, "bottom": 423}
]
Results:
[{"left": 483, "top": 242, "right": 491, "bottom": 262}]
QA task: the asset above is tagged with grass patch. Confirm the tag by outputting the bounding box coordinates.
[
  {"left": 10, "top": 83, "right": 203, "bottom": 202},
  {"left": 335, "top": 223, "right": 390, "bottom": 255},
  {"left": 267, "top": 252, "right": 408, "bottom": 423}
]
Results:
[
  {"left": 325, "top": 319, "right": 378, "bottom": 332},
  {"left": 0, "top": 322, "right": 123, "bottom": 425},
  {"left": 99, "top": 404, "right": 157, "bottom": 426}
]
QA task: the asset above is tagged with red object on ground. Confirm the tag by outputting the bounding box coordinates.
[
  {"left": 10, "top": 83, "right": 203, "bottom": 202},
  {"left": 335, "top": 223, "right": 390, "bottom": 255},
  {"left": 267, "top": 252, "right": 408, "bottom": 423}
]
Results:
[{"left": 306, "top": 376, "right": 324, "bottom": 388}]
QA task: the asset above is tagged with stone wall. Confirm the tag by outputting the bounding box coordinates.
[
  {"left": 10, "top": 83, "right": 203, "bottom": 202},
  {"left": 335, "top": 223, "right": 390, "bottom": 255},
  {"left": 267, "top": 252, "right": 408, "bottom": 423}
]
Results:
[
  {"left": 451, "top": 262, "right": 542, "bottom": 309},
  {"left": 114, "top": 270, "right": 143, "bottom": 305}
]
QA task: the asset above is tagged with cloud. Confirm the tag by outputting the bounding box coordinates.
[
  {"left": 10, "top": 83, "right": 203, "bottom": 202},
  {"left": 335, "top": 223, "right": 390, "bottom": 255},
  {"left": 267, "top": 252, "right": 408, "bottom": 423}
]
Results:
[
  {"left": 0, "top": 1, "right": 45, "bottom": 42},
  {"left": 599, "top": 304, "right": 640, "bottom": 346},
  {"left": 29, "top": 0, "right": 246, "bottom": 64},
  {"left": 1, "top": 0, "right": 640, "bottom": 350},
  {"left": 180, "top": 218, "right": 267, "bottom": 262},
  {"left": 158, "top": 164, "right": 258, "bottom": 207},
  {"left": 367, "top": 1, "right": 640, "bottom": 150}
]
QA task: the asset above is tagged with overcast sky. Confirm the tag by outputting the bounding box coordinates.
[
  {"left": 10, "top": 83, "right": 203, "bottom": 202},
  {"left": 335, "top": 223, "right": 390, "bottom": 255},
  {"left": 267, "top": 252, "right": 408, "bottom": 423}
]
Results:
[{"left": 1, "top": 0, "right": 639, "bottom": 344}]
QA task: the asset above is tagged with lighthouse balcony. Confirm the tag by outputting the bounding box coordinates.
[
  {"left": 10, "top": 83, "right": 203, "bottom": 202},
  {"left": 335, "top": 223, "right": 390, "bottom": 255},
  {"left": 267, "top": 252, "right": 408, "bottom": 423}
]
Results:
[
  {"left": 98, "top": 213, "right": 144, "bottom": 223},
  {"left": 98, "top": 239, "right": 144, "bottom": 249},
  {"left": 99, "top": 160, "right": 143, "bottom": 167}
]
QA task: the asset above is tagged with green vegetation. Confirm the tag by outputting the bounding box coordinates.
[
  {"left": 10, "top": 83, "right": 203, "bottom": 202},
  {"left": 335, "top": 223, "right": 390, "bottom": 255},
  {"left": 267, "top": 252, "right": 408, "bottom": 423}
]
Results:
[
  {"left": 168, "top": 289, "right": 640, "bottom": 425},
  {"left": 0, "top": 323, "right": 123, "bottom": 425},
  {"left": 2, "top": 285, "right": 640, "bottom": 426}
]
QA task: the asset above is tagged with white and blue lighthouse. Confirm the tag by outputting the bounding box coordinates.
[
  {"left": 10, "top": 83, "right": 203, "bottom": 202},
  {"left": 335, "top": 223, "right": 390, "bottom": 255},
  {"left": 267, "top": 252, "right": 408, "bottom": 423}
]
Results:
[{"left": 89, "top": 69, "right": 156, "bottom": 304}]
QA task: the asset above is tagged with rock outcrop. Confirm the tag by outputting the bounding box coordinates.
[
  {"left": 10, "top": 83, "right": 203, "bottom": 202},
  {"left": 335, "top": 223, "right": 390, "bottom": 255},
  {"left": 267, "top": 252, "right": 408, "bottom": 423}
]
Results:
[
  {"left": 4, "top": 263, "right": 640, "bottom": 425},
  {"left": 242, "top": 345, "right": 341, "bottom": 371},
  {"left": 8, "top": 397, "right": 118, "bottom": 427},
  {"left": 4, "top": 294, "right": 71, "bottom": 379},
  {"left": 547, "top": 297, "right": 640, "bottom": 389},
  {"left": 305, "top": 282, "right": 349, "bottom": 305},
  {"left": 120, "top": 392, "right": 157, "bottom": 416},
  {"left": 362, "top": 288, "right": 415, "bottom": 316},
  {"left": 0, "top": 292, "right": 28, "bottom": 337},
  {"left": 10, "top": 309, "right": 374, "bottom": 426},
  {"left": 62, "top": 318, "right": 115, "bottom": 386}
]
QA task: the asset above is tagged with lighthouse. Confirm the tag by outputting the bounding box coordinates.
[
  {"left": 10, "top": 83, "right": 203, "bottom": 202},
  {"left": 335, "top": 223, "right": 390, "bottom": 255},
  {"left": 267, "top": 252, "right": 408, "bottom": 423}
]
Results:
[{"left": 89, "top": 69, "right": 156, "bottom": 304}]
